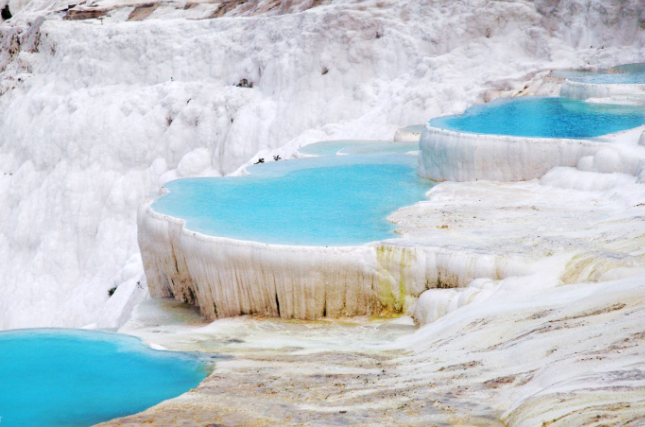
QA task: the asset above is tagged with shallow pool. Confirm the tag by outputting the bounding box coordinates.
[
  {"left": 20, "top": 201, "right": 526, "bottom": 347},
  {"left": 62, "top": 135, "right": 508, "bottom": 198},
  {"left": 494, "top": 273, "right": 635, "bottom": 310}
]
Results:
[
  {"left": 0, "top": 329, "right": 209, "bottom": 427},
  {"left": 430, "top": 97, "right": 645, "bottom": 138},
  {"left": 614, "top": 62, "right": 645, "bottom": 74},
  {"left": 152, "top": 154, "right": 432, "bottom": 246}
]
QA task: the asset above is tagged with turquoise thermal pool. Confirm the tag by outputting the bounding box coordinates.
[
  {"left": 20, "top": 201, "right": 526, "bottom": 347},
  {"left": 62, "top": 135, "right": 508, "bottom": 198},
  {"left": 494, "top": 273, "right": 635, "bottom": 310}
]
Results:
[
  {"left": 430, "top": 97, "right": 645, "bottom": 138},
  {"left": 0, "top": 329, "right": 209, "bottom": 427},
  {"left": 152, "top": 152, "right": 432, "bottom": 246},
  {"left": 614, "top": 63, "right": 645, "bottom": 74}
]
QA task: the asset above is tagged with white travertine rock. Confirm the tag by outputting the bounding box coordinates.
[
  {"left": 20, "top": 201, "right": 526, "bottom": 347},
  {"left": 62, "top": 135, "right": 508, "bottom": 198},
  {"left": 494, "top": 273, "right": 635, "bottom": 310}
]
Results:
[
  {"left": 138, "top": 198, "right": 528, "bottom": 321},
  {"left": 417, "top": 126, "right": 604, "bottom": 182},
  {"left": 561, "top": 79, "right": 645, "bottom": 101},
  {"left": 418, "top": 124, "right": 645, "bottom": 182}
]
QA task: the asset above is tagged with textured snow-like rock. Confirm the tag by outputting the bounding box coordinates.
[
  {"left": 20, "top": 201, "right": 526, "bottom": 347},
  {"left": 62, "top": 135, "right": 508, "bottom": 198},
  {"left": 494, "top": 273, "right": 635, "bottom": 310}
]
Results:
[
  {"left": 139, "top": 196, "right": 526, "bottom": 321},
  {"left": 393, "top": 125, "right": 424, "bottom": 142},
  {"left": 561, "top": 78, "right": 645, "bottom": 101},
  {"left": 109, "top": 274, "right": 645, "bottom": 426},
  {"left": 139, "top": 203, "right": 386, "bottom": 320},
  {"left": 417, "top": 125, "right": 606, "bottom": 182},
  {"left": 418, "top": 99, "right": 645, "bottom": 182}
]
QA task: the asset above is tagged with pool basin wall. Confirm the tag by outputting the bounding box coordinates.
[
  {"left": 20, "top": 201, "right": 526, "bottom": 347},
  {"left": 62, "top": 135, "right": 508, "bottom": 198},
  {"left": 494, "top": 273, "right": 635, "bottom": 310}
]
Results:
[
  {"left": 417, "top": 125, "right": 606, "bottom": 182},
  {"left": 394, "top": 129, "right": 423, "bottom": 142},
  {"left": 139, "top": 201, "right": 403, "bottom": 320},
  {"left": 560, "top": 79, "right": 645, "bottom": 101},
  {"left": 138, "top": 200, "right": 527, "bottom": 321}
]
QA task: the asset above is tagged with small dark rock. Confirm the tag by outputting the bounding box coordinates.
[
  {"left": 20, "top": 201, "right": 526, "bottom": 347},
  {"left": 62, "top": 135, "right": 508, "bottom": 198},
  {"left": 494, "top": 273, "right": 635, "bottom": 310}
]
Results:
[
  {"left": 63, "top": 8, "right": 107, "bottom": 20},
  {"left": 236, "top": 78, "right": 253, "bottom": 88},
  {"left": 1, "top": 4, "right": 12, "bottom": 20}
]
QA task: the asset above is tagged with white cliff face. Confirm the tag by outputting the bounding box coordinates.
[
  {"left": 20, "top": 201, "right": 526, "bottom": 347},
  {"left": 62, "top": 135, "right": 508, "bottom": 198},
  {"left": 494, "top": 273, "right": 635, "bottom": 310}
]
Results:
[
  {"left": 138, "top": 193, "right": 533, "bottom": 321},
  {"left": 561, "top": 78, "right": 645, "bottom": 101},
  {"left": 138, "top": 202, "right": 385, "bottom": 320},
  {"left": 417, "top": 125, "right": 610, "bottom": 182},
  {"left": 0, "top": 0, "right": 643, "bottom": 330}
]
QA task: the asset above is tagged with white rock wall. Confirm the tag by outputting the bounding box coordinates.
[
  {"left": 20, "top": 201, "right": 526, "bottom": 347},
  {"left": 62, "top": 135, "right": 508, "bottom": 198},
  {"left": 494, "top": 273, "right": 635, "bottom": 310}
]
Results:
[
  {"left": 417, "top": 125, "right": 605, "bottom": 182},
  {"left": 138, "top": 197, "right": 537, "bottom": 320},
  {"left": 560, "top": 79, "right": 645, "bottom": 101}
]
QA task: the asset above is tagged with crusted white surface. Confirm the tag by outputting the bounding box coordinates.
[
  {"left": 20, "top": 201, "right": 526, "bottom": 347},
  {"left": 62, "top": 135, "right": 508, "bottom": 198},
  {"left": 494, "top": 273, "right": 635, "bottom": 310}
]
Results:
[{"left": 561, "top": 78, "right": 645, "bottom": 101}]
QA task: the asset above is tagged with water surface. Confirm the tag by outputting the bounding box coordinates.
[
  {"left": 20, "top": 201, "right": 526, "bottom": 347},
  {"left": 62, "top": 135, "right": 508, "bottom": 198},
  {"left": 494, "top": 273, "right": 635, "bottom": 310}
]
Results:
[
  {"left": 0, "top": 329, "right": 209, "bottom": 427},
  {"left": 153, "top": 154, "right": 432, "bottom": 246},
  {"left": 430, "top": 97, "right": 645, "bottom": 138},
  {"left": 614, "top": 62, "right": 645, "bottom": 74}
]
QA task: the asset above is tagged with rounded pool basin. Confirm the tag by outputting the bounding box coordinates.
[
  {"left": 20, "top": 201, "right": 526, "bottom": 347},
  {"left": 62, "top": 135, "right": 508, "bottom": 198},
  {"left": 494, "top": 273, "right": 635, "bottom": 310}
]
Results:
[
  {"left": 429, "top": 97, "right": 645, "bottom": 138},
  {"left": 152, "top": 153, "right": 432, "bottom": 246}
]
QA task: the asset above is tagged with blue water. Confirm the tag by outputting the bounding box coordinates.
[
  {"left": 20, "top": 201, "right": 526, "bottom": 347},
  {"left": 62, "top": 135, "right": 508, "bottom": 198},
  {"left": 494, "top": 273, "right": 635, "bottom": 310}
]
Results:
[
  {"left": 614, "top": 63, "right": 645, "bottom": 74},
  {"left": 430, "top": 97, "right": 645, "bottom": 138},
  {"left": 153, "top": 154, "right": 432, "bottom": 246},
  {"left": 0, "top": 329, "right": 209, "bottom": 427}
]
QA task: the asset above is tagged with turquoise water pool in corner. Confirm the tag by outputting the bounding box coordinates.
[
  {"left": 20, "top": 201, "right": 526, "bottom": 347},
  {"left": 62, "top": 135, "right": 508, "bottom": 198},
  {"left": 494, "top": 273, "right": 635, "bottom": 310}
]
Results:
[
  {"left": 0, "top": 329, "right": 210, "bottom": 427},
  {"left": 152, "top": 154, "right": 432, "bottom": 246},
  {"left": 430, "top": 97, "right": 645, "bottom": 138}
]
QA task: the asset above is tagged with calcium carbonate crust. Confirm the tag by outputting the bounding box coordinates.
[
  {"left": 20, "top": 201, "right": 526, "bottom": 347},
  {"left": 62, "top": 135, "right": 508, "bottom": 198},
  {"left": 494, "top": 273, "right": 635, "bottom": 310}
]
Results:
[
  {"left": 417, "top": 125, "right": 634, "bottom": 182},
  {"left": 393, "top": 129, "right": 421, "bottom": 142},
  {"left": 561, "top": 78, "right": 645, "bottom": 101},
  {"left": 138, "top": 197, "right": 533, "bottom": 321}
]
